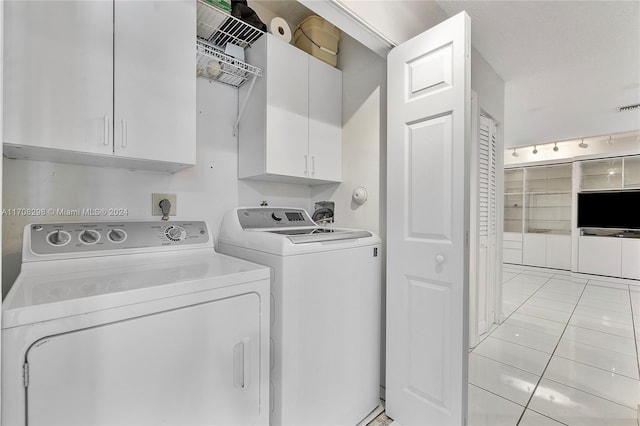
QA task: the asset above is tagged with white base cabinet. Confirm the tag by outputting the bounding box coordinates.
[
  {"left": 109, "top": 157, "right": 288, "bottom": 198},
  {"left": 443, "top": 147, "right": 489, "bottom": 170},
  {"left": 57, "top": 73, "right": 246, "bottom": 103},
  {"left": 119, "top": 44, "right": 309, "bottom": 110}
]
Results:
[
  {"left": 521, "top": 233, "right": 571, "bottom": 270},
  {"left": 621, "top": 239, "right": 640, "bottom": 280},
  {"left": 522, "top": 233, "right": 546, "bottom": 267},
  {"left": 578, "top": 236, "right": 623, "bottom": 277},
  {"left": 239, "top": 34, "right": 342, "bottom": 184},
  {"left": 3, "top": 0, "right": 196, "bottom": 172},
  {"left": 546, "top": 234, "right": 572, "bottom": 270},
  {"left": 503, "top": 232, "right": 523, "bottom": 264}
]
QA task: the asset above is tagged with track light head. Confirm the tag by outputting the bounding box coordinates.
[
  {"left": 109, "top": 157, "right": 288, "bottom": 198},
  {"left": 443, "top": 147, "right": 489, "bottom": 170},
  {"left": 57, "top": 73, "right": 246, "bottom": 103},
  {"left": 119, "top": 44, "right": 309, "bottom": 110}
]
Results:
[
  {"left": 553, "top": 143, "right": 559, "bottom": 152},
  {"left": 532, "top": 146, "right": 538, "bottom": 154},
  {"left": 512, "top": 148, "right": 519, "bottom": 157},
  {"left": 578, "top": 139, "right": 588, "bottom": 149}
]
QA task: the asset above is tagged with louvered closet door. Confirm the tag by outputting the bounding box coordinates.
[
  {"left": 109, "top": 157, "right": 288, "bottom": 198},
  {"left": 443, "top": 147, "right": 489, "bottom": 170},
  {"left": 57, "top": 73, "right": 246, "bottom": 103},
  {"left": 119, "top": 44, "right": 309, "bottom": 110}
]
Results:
[{"left": 477, "top": 115, "right": 498, "bottom": 334}]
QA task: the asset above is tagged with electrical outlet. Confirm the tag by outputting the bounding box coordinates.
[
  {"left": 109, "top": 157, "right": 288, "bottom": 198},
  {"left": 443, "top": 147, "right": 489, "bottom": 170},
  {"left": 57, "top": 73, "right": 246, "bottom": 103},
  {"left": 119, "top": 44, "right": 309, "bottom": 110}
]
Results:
[{"left": 152, "top": 193, "right": 177, "bottom": 216}]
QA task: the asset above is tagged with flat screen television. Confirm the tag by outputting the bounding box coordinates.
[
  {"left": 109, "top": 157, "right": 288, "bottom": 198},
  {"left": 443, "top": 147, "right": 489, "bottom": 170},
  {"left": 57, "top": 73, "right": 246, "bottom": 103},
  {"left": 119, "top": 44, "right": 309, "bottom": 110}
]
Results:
[{"left": 577, "top": 191, "right": 640, "bottom": 229}]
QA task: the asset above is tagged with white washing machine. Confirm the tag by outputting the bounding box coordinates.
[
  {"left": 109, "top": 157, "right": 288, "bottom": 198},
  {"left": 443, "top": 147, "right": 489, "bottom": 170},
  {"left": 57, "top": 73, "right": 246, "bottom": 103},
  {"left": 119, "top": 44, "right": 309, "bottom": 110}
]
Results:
[
  {"left": 2, "top": 221, "right": 270, "bottom": 426},
  {"left": 218, "top": 207, "right": 381, "bottom": 426}
]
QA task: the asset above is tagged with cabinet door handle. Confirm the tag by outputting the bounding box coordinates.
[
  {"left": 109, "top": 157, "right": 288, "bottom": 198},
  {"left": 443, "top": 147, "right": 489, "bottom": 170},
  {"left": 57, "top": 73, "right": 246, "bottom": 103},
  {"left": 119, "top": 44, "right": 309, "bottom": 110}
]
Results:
[
  {"left": 121, "top": 119, "right": 127, "bottom": 148},
  {"left": 311, "top": 156, "right": 316, "bottom": 176},
  {"left": 304, "top": 154, "right": 309, "bottom": 176},
  {"left": 233, "top": 337, "right": 251, "bottom": 390},
  {"left": 103, "top": 115, "right": 110, "bottom": 146}
]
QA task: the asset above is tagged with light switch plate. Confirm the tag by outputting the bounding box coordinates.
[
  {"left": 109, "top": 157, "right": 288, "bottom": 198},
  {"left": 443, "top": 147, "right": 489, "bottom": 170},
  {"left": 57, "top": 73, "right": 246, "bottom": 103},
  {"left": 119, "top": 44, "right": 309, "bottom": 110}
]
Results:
[{"left": 152, "top": 193, "right": 177, "bottom": 216}]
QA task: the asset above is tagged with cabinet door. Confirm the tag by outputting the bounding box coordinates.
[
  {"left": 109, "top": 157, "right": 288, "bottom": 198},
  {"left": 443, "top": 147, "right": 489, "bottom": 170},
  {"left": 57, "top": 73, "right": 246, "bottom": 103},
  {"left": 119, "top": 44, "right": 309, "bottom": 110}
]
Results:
[
  {"left": 308, "top": 56, "right": 342, "bottom": 182},
  {"left": 3, "top": 0, "right": 113, "bottom": 155},
  {"left": 621, "top": 239, "right": 640, "bottom": 279},
  {"left": 522, "top": 233, "right": 546, "bottom": 267},
  {"left": 578, "top": 236, "right": 622, "bottom": 277},
  {"left": 265, "top": 37, "right": 309, "bottom": 178},
  {"left": 546, "top": 234, "right": 571, "bottom": 270},
  {"left": 114, "top": 0, "right": 196, "bottom": 165},
  {"left": 503, "top": 232, "right": 522, "bottom": 264}
]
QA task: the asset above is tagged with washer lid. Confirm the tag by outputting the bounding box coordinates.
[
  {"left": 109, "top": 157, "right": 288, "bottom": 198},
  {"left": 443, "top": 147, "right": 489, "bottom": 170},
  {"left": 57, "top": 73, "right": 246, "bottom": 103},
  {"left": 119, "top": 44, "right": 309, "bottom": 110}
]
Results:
[
  {"left": 2, "top": 249, "right": 269, "bottom": 329},
  {"left": 268, "top": 228, "right": 373, "bottom": 244}
]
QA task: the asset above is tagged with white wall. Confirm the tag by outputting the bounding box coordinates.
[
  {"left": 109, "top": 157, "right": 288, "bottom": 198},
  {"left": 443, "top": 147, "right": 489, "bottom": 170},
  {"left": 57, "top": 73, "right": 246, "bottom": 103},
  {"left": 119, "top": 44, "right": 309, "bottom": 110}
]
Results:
[
  {"left": 2, "top": 80, "right": 315, "bottom": 296},
  {"left": 471, "top": 47, "right": 504, "bottom": 126},
  {"left": 313, "top": 34, "right": 385, "bottom": 235}
]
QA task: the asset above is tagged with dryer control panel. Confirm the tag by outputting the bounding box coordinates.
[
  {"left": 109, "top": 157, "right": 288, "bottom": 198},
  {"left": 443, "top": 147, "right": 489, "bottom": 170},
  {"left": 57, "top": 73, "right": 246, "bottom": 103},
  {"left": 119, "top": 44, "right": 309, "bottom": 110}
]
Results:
[
  {"left": 28, "top": 221, "right": 210, "bottom": 256},
  {"left": 237, "top": 208, "right": 315, "bottom": 229}
]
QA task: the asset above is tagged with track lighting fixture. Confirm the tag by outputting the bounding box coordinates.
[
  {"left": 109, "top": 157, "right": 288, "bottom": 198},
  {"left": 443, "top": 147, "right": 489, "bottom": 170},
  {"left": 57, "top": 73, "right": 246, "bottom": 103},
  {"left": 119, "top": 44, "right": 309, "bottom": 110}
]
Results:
[
  {"left": 532, "top": 146, "right": 538, "bottom": 154},
  {"left": 512, "top": 148, "right": 519, "bottom": 157},
  {"left": 553, "top": 143, "right": 559, "bottom": 152},
  {"left": 578, "top": 139, "right": 588, "bottom": 149},
  {"left": 606, "top": 136, "right": 614, "bottom": 145}
]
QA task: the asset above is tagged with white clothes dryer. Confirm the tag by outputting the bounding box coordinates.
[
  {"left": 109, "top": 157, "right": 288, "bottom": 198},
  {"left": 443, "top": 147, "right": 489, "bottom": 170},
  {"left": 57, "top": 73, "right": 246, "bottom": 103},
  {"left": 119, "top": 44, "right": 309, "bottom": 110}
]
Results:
[
  {"left": 218, "top": 207, "right": 381, "bottom": 426},
  {"left": 2, "top": 221, "right": 270, "bottom": 426}
]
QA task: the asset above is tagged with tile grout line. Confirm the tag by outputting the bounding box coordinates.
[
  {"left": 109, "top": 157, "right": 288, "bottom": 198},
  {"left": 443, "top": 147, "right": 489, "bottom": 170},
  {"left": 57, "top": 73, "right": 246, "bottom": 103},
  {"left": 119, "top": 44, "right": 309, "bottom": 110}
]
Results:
[
  {"left": 515, "top": 273, "right": 590, "bottom": 426},
  {"left": 498, "top": 273, "right": 556, "bottom": 323},
  {"left": 468, "top": 382, "right": 527, "bottom": 410},
  {"left": 480, "top": 269, "right": 556, "bottom": 423},
  {"left": 551, "top": 353, "right": 639, "bottom": 381},
  {"left": 472, "top": 351, "right": 547, "bottom": 376},
  {"left": 480, "top": 330, "right": 640, "bottom": 381},
  {"left": 540, "top": 375, "right": 640, "bottom": 412},
  {"left": 627, "top": 284, "right": 640, "bottom": 390}
]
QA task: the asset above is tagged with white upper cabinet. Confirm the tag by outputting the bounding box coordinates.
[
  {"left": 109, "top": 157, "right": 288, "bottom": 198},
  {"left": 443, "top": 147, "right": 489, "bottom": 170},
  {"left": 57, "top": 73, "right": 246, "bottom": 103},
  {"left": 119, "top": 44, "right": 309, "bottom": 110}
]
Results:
[
  {"left": 264, "top": 36, "right": 310, "bottom": 179},
  {"left": 113, "top": 1, "right": 196, "bottom": 165},
  {"left": 580, "top": 156, "right": 640, "bottom": 191},
  {"left": 3, "top": 1, "right": 114, "bottom": 156},
  {"left": 3, "top": 0, "right": 196, "bottom": 172},
  {"left": 308, "top": 57, "right": 342, "bottom": 182},
  {"left": 239, "top": 34, "right": 342, "bottom": 184}
]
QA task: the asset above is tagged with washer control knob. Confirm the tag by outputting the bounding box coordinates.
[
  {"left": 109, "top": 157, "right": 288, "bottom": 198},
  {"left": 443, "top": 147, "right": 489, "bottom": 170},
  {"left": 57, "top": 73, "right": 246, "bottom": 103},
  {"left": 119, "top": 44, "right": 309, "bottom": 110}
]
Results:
[
  {"left": 107, "top": 229, "right": 127, "bottom": 243},
  {"left": 271, "top": 212, "right": 283, "bottom": 222},
  {"left": 79, "top": 230, "right": 100, "bottom": 244},
  {"left": 165, "top": 225, "right": 186, "bottom": 242},
  {"left": 47, "top": 230, "right": 71, "bottom": 246}
]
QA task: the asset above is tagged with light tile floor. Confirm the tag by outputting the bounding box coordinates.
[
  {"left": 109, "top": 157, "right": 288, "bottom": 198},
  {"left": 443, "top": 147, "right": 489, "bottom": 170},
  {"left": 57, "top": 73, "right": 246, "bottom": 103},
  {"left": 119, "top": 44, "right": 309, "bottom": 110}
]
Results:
[{"left": 469, "top": 264, "right": 640, "bottom": 425}]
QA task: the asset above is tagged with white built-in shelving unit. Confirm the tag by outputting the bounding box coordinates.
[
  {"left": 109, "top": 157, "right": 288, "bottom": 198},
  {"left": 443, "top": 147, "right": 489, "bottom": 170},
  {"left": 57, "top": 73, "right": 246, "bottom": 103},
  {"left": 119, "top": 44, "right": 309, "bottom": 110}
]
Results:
[
  {"left": 577, "top": 155, "right": 640, "bottom": 279},
  {"left": 524, "top": 164, "right": 572, "bottom": 235},
  {"left": 503, "top": 163, "right": 572, "bottom": 269}
]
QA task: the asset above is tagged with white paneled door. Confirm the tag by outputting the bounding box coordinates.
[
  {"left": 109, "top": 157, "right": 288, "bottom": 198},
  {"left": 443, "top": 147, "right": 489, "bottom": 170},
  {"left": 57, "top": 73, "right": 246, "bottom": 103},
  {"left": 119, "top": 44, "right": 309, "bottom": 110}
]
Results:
[{"left": 386, "top": 12, "right": 471, "bottom": 426}]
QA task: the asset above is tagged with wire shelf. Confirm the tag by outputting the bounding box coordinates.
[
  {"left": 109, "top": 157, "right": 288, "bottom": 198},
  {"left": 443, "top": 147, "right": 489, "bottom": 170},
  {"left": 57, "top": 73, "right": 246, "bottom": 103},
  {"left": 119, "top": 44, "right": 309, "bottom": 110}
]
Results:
[
  {"left": 196, "top": 0, "right": 264, "bottom": 88},
  {"left": 196, "top": 40, "right": 262, "bottom": 88},
  {"left": 196, "top": 0, "right": 264, "bottom": 49}
]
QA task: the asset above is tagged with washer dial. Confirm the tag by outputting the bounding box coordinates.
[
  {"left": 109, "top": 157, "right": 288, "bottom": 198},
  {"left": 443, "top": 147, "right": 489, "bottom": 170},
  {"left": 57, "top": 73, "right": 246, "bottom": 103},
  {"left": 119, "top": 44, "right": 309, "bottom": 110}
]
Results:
[{"left": 165, "top": 225, "right": 186, "bottom": 242}]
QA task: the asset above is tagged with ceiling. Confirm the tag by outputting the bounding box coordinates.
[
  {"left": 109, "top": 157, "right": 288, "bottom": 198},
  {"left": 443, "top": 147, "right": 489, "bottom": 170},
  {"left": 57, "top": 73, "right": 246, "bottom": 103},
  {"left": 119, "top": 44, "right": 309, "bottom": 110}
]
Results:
[{"left": 434, "top": 0, "right": 640, "bottom": 82}]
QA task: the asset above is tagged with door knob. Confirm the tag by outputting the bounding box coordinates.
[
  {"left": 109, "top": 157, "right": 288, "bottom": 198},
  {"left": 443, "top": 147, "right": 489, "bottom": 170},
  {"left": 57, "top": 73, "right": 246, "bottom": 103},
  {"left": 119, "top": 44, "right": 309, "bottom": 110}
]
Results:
[{"left": 435, "top": 254, "right": 445, "bottom": 264}]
